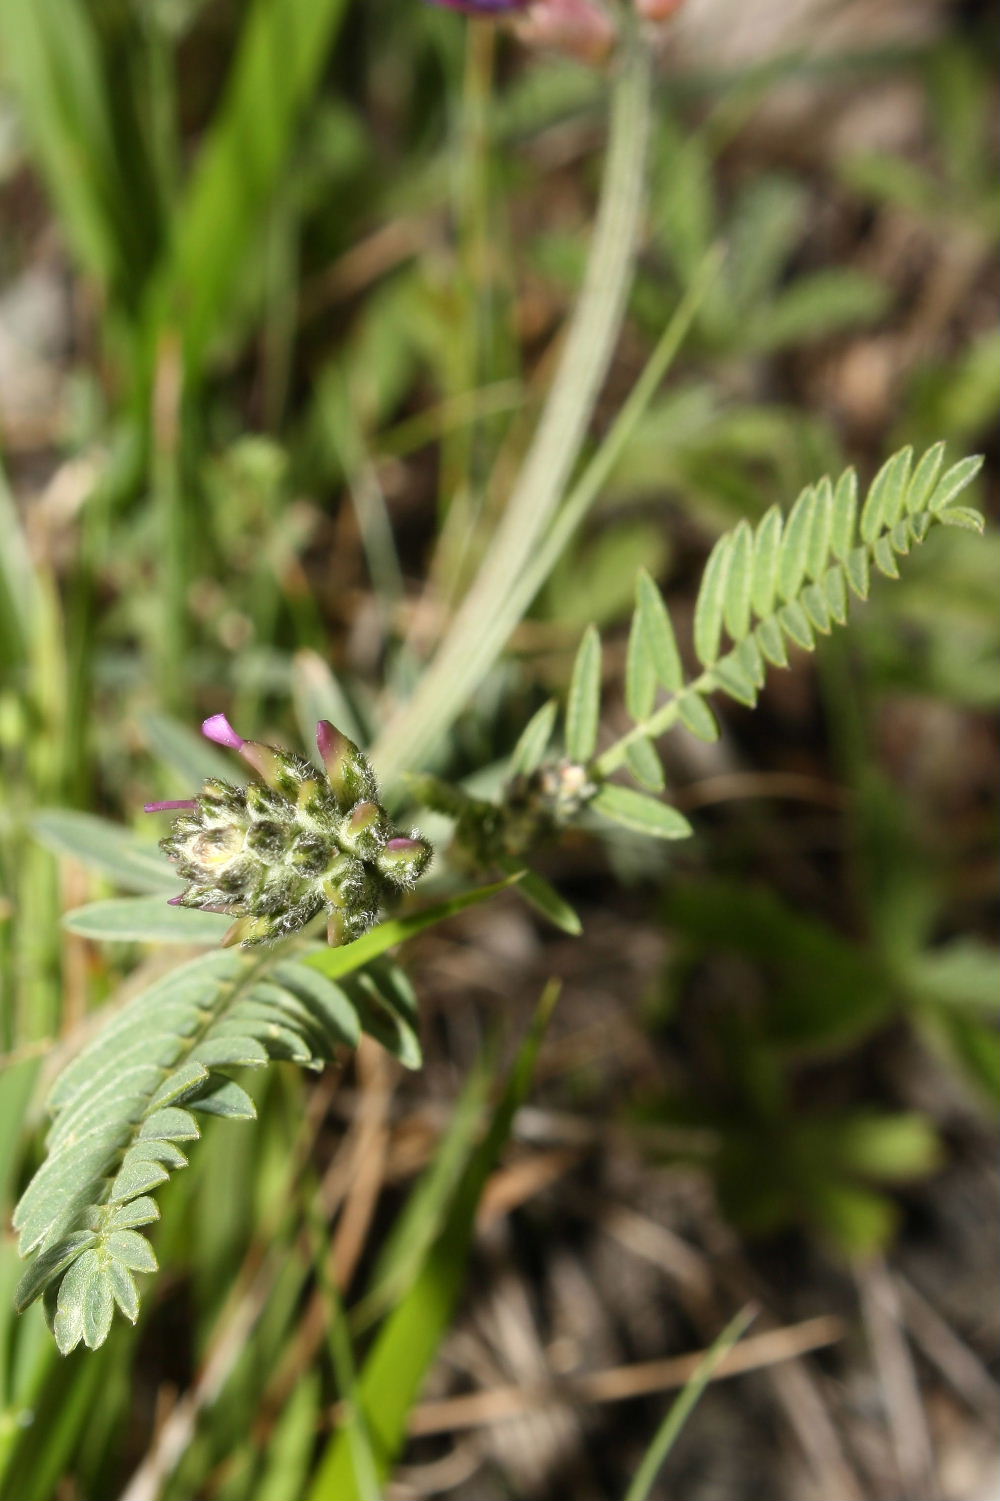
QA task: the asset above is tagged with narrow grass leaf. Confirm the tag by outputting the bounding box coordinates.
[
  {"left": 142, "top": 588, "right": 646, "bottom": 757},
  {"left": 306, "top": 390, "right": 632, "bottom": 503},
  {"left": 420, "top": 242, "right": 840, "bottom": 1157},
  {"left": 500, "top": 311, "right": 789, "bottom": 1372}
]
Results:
[
  {"left": 155, "top": 0, "right": 350, "bottom": 374},
  {"left": 303, "top": 876, "right": 522, "bottom": 983},
  {"left": 623, "top": 1307, "right": 757, "bottom": 1501},
  {"left": 306, "top": 986, "right": 559, "bottom": 1500}
]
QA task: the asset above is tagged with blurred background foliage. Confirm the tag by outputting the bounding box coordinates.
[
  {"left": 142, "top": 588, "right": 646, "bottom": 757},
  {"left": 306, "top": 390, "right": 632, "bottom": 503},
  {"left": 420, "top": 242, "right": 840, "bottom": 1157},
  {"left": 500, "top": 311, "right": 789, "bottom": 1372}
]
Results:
[{"left": 0, "top": 1, "right": 997, "bottom": 1498}]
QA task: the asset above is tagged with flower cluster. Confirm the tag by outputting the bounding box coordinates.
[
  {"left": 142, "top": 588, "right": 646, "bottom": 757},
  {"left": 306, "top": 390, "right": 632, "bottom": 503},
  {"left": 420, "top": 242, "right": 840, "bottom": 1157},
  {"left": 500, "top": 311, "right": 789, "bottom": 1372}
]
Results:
[{"left": 146, "top": 715, "right": 431, "bottom": 948}]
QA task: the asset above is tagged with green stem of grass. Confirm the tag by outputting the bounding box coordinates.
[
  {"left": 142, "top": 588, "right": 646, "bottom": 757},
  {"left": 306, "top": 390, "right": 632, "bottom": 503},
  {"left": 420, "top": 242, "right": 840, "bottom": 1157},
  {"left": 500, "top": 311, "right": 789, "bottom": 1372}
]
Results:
[
  {"left": 623, "top": 1305, "right": 757, "bottom": 1501},
  {"left": 371, "top": 27, "right": 654, "bottom": 784}
]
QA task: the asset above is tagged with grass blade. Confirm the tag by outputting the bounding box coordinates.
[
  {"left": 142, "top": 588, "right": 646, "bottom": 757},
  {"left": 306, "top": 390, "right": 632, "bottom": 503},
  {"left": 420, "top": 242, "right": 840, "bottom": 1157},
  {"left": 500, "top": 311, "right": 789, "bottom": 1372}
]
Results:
[
  {"left": 623, "top": 1306, "right": 757, "bottom": 1501},
  {"left": 306, "top": 983, "right": 559, "bottom": 1500}
]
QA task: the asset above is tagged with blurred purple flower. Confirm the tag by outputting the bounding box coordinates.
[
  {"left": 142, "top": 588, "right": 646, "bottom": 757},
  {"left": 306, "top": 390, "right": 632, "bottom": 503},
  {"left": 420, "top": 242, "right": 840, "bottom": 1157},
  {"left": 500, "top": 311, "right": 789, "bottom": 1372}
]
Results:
[{"left": 427, "top": 1, "right": 531, "bottom": 12}]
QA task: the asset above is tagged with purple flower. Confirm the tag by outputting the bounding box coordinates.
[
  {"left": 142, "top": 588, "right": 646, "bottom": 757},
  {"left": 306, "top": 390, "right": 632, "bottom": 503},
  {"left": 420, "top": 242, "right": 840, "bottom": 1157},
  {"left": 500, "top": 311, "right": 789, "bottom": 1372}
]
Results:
[
  {"left": 201, "top": 713, "right": 245, "bottom": 750},
  {"left": 144, "top": 714, "right": 431, "bottom": 948}
]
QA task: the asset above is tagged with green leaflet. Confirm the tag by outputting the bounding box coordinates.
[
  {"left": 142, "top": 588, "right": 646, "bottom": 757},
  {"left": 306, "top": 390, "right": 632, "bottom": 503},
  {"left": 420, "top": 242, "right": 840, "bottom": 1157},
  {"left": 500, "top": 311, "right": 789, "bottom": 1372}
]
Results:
[
  {"left": 33, "top": 811, "right": 178, "bottom": 894},
  {"left": 937, "top": 505, "right": 985, "bottom": 534},
  {"left": 565, "top": 624, "right": 602, "bottom": 762},
  {"left": 635, "top": 568, "right": 684, "bottom": 692},
  {"left": 904, "top": 440, "right": 945, "bottom": 516},
  {"left": 777, "top": 484, "right": 816, "bottom": 603},
  {"left": 712, "top": 656, "right": 758, "bottom": 708},
  {"left": 625, "top": 593, "right": 657, "bottom": 721},
  {"left": 625, "top": 736, "right": 666, "bottom": 791},
  {"left": 692, "top": 531, "right": 732, "bottom": 668},
  {"left": 62, "top": 896, "right": 230, "bottom": 944},
  {"left": 592, "top": 783, "right": 692, "bottom": 840},
  {"left": 804, "top": 476, "right": 833, "bottom": 582},
  {"left": 830, "top": 468, "right": 858, "bottom": 561},
  {"left": 508, "top": 867, "right": 583, "bottom": 936},
  {"left": 509, "top": 699, "right": 558, "bottom": 777},
  {"left": 860, "top": 446, "right": 912, "bottom": 541},
  {"left": 927, "top": 453, "right": 984, "bottom": 512},
  {"left": 751, "top": 505, "right": 782, "bottom": 617},
  {"left": 723, "top": 520, "right": 753, "bottom": 642},
  {"left": 678, "top": 693, "right": 721, "bottom": 742}
]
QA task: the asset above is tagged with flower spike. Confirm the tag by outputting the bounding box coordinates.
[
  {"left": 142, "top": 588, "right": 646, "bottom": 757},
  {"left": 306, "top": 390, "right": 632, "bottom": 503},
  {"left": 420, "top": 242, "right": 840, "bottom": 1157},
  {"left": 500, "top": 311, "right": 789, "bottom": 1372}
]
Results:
[{"left": 151, "top": 718, "right": 432, "bottom": 948}]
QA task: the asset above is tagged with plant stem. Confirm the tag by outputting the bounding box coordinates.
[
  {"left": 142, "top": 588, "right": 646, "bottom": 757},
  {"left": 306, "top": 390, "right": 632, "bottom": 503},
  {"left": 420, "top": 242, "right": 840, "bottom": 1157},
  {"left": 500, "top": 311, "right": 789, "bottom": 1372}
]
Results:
[{"left": 594, "top": 673, "right": 713, "bottom": 777}]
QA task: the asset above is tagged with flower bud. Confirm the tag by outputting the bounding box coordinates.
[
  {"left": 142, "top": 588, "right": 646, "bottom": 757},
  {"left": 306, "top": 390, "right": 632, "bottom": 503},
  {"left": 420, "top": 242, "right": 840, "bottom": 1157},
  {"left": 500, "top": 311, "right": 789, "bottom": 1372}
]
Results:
[
  {"left": 316, "top": 720, "right": 377, "bottom": 809},
  {"left": 339, "top": 800, "right": 387, "bottom": 859},
  {"left": 377, "top": 836, "right": 432, "bottom": 889}
]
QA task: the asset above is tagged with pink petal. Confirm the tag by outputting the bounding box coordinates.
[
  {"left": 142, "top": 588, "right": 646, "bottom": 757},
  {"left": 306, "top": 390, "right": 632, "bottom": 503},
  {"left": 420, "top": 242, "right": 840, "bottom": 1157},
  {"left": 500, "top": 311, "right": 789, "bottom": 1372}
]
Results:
[
  {"left": 144, "top": 799, "right": 198, "bottom": 813},
  {"left": 202, "top": 713, "right": 245, "bottom": 750}
]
